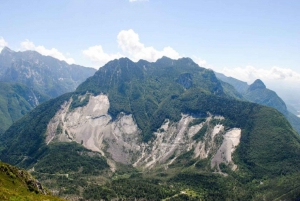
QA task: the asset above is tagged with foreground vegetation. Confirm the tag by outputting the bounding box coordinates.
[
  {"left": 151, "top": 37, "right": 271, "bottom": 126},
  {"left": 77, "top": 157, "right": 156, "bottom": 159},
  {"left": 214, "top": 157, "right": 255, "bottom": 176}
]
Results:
[
  {"left": 0, "top": 161, "right": 64, "bottom": 201},
  {"left": 29, "top": 152, "right": 300, "bottom": 200}
]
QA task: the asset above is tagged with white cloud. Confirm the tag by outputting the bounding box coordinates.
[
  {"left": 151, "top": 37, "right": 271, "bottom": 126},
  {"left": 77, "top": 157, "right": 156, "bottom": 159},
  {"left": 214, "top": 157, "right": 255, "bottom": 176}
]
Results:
[
  {"left": 220, "top": 65, "right": 300, "bottom": 84},
  {"left": 83, "top": 29, "right": 181, "bottom": 67},
  {"left": 82, "top": 45, "right": 124, "bottom": 67},
  {"left": 117, "top": 29, "right": 180, "bottom": 62},
  {"left": 20, "top": 40, "right": 75, "bottom": 64},
  {"left": 191, "top": 56, "right": 207, "bottom": 67},
  {"left": 0, "top": 37, "right": 8, "bottom": 51}
]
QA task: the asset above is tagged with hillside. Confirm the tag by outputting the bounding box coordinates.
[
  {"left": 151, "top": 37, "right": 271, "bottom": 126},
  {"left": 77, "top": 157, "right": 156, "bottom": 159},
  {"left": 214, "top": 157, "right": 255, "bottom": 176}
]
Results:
[
  {"left": 0, "top": 82, "right": 49, "bottom": 134},
  {"left": 0, "top": 47, "right": 96, "bottom": 135},
  {"left": 0, "top": 161, "right": 64, "bottom": 201},
  {"left": 1, "top": 57, "right": 300, "bottom": 200}
]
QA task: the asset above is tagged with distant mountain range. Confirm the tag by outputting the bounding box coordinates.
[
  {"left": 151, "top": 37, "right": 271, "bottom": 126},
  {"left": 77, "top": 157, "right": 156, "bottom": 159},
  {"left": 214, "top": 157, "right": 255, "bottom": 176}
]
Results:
[
  {"left": 0, "top": 47, "right": 96, "bottom": 134},
  {"left": 215, "top": 72, "right": 300, "bottom": 134},
  {"left": 0, "top": 47, "right": 96, "bottom": 98},
  {"left": 1, "top": 57, "right": 300, "bottom": 200}
]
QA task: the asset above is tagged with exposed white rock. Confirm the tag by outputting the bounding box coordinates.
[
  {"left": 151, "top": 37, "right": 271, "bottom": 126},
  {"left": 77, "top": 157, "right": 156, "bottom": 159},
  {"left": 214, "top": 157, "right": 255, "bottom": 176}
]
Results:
[
  {"left": 212, "top": 124, "right": 224, "bottom": 139},
  {"left": 134, "top": 114, "right": 195, "bottom": 168},
  {"left": 214, "top": 115, "right": 225, "bottom": 120},
  {"left": 46, "top": 94, "right": 241, "bottom": 171},
  {"left": 188, "top": 123, "right": 203, "bottom": 138},
  {"left": 211, "top": 128, "right": 242, "bottom": 171},
  {"left": 46, "top": 94, "right": 142, "bottom": 165},
  {"left": 193, "top": 123, "right": 224, "bottom": 159}
]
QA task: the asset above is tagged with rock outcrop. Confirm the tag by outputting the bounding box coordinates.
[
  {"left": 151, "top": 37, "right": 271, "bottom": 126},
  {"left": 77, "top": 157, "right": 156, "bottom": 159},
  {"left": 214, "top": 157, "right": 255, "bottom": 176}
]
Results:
[{"left": 46, "top": 93, "right": 241, "bottom": 172}]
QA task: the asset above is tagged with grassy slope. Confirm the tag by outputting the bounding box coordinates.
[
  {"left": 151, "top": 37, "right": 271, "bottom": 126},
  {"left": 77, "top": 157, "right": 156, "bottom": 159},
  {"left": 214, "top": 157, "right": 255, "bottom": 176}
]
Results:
[{"left": 0, "top": 161, "right": 64, "bottom": 201}]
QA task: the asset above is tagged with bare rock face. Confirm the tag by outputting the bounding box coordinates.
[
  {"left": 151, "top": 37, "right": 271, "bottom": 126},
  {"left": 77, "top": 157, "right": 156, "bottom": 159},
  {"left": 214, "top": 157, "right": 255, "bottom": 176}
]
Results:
[
  {"left": 134, "top": 115, "right": 195, "bottom": 168},
  {"left": 211, "top": 128, "right": 241, "bottom": 171},
  {"left": 46, "top": 94, "right": 242, "bottom": 172},
  {"left": 46, "top": 94, "right": 141, "bottom": 164}
]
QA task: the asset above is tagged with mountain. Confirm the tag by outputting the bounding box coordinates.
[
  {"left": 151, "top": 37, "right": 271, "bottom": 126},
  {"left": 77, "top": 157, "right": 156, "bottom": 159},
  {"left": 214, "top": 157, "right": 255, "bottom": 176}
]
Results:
[
  {"left": 0, "top": 82, "right": 49, "bottom": 134},
  {"left": 216, "top": 72, "right": 300, "bottom": 134},
  {"left": 1, "top": 57, "right": 300, "bottom": 200},
  {"left": 287, "top": 103, "right": 299, "bottom": 116},
  {"left": 244, "top": 79, "right": 288, "bottom": 115},
  {"left": 0, "top": 47, "right": 96, "bottom": 98},
  {"left": 0, "top": 47, "right": 96, "bottom": 135},
  {"left": 0, "top": 161, "right": 64, "bottom": 200},
  {"left": 214, "top": 72, "right": 248, "bottom": 94}
]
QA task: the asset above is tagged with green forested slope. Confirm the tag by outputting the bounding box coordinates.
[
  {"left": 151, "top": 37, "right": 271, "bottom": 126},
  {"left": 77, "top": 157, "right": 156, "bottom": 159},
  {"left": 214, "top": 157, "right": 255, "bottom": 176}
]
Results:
[
  {"left": 1, "top": 57, "right": 300, "bottom": 200},
  {"left": 0, "top": 47, "right": 96, "bottom": 135},
  {"left": 77, "top": 57, "right": 225, "bottom": 141},
  {"left": 0, "top": 82, "right": 49, "bottom": 134},
  {"left": 243, "top": 79, "right": 287, "bottom": 114},
  {"left": 0, "top": 92, "right": 72, "bottom": 166}
]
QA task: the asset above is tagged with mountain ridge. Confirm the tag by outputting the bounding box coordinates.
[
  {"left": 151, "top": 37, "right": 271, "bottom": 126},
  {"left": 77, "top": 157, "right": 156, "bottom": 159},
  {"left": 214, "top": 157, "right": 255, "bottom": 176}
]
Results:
[
  {"left": 1, "top": 57, "right": 300, "bottom": 200},
  {"left": 215, "top": 72, "right": 300, "bottom": 134},
  {"left": 0, "top": 48, "right": 96, "bottom": 135},
  {"left": 0, "top": 47, "right": 96, "bottom": 98}
]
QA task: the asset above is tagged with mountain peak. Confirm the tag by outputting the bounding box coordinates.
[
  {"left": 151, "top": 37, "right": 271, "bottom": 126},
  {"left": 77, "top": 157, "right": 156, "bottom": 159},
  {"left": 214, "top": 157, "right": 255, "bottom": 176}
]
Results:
[
  {"left": 155, "top": 56, "right": 174, "bottom": 65},
  {"left": 1, "top": 46, "right": 14, "bottom": 54},
  {"left": 248, "top": 79, "right": 266, "bottom": 91}
]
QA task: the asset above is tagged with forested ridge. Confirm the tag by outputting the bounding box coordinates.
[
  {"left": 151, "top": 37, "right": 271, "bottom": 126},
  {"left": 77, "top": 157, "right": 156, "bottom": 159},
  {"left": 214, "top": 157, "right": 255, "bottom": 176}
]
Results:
[{"left": 1, "top": 57, "right": 300, "bottom": 200}]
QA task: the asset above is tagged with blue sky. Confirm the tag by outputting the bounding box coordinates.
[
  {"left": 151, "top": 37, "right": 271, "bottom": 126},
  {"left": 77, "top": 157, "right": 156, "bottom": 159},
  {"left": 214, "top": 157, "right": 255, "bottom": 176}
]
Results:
[{"left": 1, "top": 0, "right": 300, "bottom": 103}]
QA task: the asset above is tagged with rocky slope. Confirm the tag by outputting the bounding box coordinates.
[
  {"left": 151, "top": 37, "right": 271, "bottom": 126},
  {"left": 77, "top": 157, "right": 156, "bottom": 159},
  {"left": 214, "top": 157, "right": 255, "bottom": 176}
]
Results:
[
  {"left": 45, "top": 93, "right": 241, "bottom": 171},
  {"left": 1, "top": 57, "right": 300, "bottom": 200}
]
